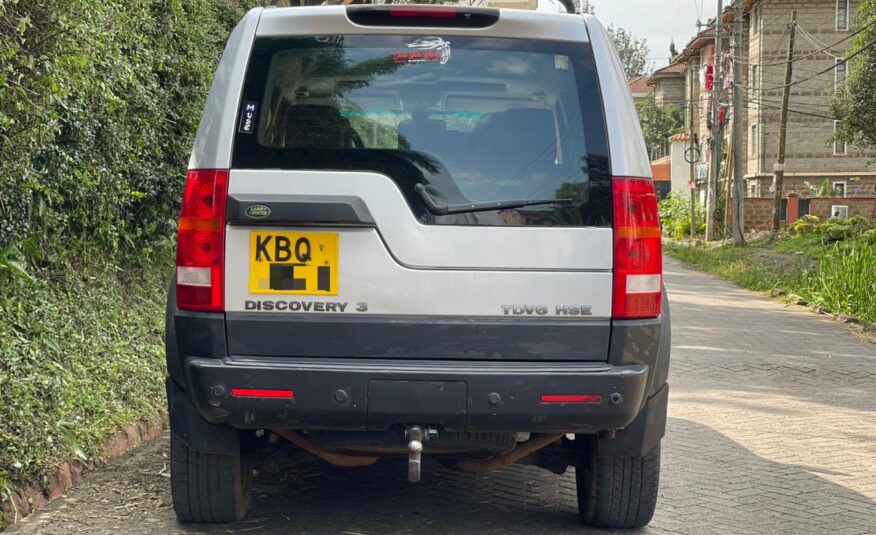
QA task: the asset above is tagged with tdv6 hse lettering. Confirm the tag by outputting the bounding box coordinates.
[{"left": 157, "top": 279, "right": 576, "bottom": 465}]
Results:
[{"left": 166, "top": 2, "right": 669, "bottom": 529}]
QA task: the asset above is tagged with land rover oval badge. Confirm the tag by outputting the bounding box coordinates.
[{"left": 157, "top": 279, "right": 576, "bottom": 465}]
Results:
[{"left": 245, "top": 204, "right": 271, "bottom": 219}]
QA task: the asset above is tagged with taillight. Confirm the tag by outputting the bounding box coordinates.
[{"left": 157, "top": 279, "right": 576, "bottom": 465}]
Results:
[
  {"left": 612, "top": 177, "right": 662, "bottom": 319},
  {"left": 176, "top": 169, "right": 228, "bottom": 312}
]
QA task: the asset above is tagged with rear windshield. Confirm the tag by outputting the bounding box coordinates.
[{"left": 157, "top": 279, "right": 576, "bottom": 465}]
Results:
[{"left": 232, "top": 35, "right": 611, "bottom": 227}]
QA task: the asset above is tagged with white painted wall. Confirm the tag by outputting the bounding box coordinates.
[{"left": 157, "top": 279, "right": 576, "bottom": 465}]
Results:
[{"left": 669, "top": 138, "right": 689, "bottom": 194}]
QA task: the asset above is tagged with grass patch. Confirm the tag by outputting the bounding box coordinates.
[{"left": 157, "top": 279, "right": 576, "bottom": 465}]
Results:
[
  {"left": 0, "top": 243, "right": 172, "bottom": 523},
  {"left": 665, "top": 234, "right": 876, "bottom": 324}
]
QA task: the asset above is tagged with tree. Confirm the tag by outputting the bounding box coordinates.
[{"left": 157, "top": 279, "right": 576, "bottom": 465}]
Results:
[
  {"left": 636, "top": 95, "right": 683, "bottom": 156},
  {"left": 669, "top": 39, "right": 679, "bottom": 60},
  {"left": 607, "top": 25, "right": 650, "bottom": 78},
  {"left": 576, "top": 0, "right": 596, "bottom": 14},
  {"left": 831, "top": 0, "right": 876, "bottom": 149}
]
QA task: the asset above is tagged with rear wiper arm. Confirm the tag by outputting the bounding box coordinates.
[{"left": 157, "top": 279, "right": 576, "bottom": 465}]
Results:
[{"left": 414, "top": 183, "right": 572, "bottom": 216}]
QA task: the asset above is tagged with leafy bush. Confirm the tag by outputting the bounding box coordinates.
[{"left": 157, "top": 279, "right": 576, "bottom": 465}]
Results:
[
  {"left": 788, "top": 214, "right": 821, "bottom": 235},
  {"left": 0, "top": 1, "right": 260, "bottom": 521},
  {"left": 0, "top": 0, "right": 256, "bottom": 257},
  {"left": 862, "top": 228, "right": 876, "bottom": 245},
  {"left": 658, "top": 190, "right": 706, "bottom": 238},
  {"left": 820, "top": 216, "right": 872, "bottom": 242},
  {"left": 0, "top": 244, "right": 172, "bottom": 496}
]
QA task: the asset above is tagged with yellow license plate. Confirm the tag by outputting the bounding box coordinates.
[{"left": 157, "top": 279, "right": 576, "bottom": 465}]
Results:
[{"left": 249, "top": 231, "right": 339, "bottom": 295}]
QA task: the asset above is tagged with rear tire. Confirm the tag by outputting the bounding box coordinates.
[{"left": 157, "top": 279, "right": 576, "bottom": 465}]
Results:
[
  {"left": 170, "top": 433, "right": 253, "bottom": 523},
  {"left": 576, "top": 442, "right": 661, "bottom": 529}
]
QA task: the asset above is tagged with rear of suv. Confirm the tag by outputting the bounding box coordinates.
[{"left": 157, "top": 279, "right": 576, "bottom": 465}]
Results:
[{"left": 166, "top": 4, "right": 669, "bottom": 529}]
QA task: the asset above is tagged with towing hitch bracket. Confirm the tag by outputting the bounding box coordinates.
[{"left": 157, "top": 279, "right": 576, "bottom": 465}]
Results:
[{"left": 405, "top": 425, "right": 434, "bottom": 483}]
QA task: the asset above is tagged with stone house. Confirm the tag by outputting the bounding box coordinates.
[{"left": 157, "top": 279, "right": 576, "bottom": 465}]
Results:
[{"left": 648, "top": 0, "right": 876, "bottom": 213}]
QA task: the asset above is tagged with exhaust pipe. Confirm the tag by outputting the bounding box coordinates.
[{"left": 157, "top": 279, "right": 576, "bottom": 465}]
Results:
[
  {"left": 273, "top": 429, "right": 378, "bottom": 467},
  {"left": 455, "top": 433, "right": 564, "bottom": 473}
]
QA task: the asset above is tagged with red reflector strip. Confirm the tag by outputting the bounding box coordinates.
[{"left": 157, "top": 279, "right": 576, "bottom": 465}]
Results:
[
  {"left": 230, "top": 388, "right": 294, "bottom": 399},
  {"left": 540, "top": 394, "right": 603, "bottom": 404}
]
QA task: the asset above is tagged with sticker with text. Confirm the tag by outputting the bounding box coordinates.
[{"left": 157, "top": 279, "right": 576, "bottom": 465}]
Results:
[{"left": 238, "top": 101, "right": 258, "bottom": 133}]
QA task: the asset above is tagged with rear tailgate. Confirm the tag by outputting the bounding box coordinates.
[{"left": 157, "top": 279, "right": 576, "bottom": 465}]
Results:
[{"left": 222, "top": 7, "right": 614, "bottom": 361}]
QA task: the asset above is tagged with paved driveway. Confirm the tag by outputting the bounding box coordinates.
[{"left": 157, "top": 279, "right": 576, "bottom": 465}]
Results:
[{"left": 9, "top": 258, "right": 876, "bottom": 534}]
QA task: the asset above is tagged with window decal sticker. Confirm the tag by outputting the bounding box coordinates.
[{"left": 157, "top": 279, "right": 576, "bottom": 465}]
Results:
[
  {"left": 394, "top": 37, "right": 451, "bottom": 65},
  {"left": 238, "top": 101, "right": 258, "bottom": 134}
]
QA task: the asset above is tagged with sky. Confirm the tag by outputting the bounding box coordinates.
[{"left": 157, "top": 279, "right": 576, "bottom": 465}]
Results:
[{"left": 590, "top": 0, "right": 709, "bottom": 73}]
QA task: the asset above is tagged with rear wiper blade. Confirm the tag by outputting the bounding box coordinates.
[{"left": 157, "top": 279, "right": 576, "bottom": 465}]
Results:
[{"left": 414, "top": 183, "right": 572, "bottom": 216}]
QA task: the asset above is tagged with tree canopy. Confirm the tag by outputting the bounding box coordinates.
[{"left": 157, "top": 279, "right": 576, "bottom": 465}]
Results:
[
  {"left": 831, "top": 0, "right": 876, "bottom": 150},
  {"left": 636, "top": 95, "right": 683, "bottom": 155},
  {"left": 607, "top": 25, "right": 650, "bottom": 78}
]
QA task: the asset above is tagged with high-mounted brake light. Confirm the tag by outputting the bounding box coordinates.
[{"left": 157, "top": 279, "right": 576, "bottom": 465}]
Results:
[
  {"left": 347, "top": 5, "right": 498, "bottom": 28},
  {"left": 176, "top": 169, "right": 228, "bottom": 312},
  {"left": 612, "top": 177, "right": 662, "bottom": 319}
]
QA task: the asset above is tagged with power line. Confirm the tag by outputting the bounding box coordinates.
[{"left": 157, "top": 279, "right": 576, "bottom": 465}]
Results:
[
  {"left": 750, "top": 35, "right": 876, "bottom": 92},
  {"left": 743, "top": 98, "right": 836, "bottom": 120}
]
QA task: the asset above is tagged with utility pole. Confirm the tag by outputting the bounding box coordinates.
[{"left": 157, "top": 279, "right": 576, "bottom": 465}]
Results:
[
  {"left": 731, "top": 0, "right": 745, "bottom": 244},
  {"left": 772, "top": 11, "right": 796, "bottom": 233},
  {"left": 705, "top": 0, "right": 723, "bottom": 241},
  {"left": 689, "top": 62, "right": 697, "bottom": 240}
]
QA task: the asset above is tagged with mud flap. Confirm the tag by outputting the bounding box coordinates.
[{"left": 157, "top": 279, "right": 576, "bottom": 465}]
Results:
[
  {"left": 167, "top": 377, "right": 240, "bottom": 456},
  {"left": 596, "top": 382, "right": 668, "bottom": 457}
]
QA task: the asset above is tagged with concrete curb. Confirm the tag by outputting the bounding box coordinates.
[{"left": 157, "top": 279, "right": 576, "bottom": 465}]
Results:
[{"left": 1, "top": 411, "right": 167, "bottom": 528}]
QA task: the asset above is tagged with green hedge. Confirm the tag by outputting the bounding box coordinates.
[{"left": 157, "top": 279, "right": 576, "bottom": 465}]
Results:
[
  {"left": 0, "top": 0, "right": 256, "bottom": 251},
  {"left": 1, "top": 0, "right": 260, "bottom": 521}
]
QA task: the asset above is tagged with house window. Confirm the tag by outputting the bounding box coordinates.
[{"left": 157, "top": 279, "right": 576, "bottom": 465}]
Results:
[
  {"left": 750, "top": 124, "right": 757, "bottom": 153},
  {"left": 833, "top": 121, "right": 847, "bottom": 155},
  {"left": 837, "top": 0, "right": 849, "bottom": 31},
  {"left": 833, "top": 181, "right": 846, "bottom": 197},
  {"left": 835, "top": 58, "right": 846, "bottom": 86},
  {"left": 750, "top": 64, "right": 758, "bottom": 92}
]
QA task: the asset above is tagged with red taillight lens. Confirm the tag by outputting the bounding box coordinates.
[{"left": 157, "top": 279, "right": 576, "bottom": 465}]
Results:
[
  {"left": 612, "top": 177, "right": 662, "bottom": 319},
  {"left": 176, "top": 169, "right": 228, "bottom": 312}
]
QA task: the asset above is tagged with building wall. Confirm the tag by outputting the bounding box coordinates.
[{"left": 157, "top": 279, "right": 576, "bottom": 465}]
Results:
[
  {"left": 809, "top": 197, "right": 876, "bottom": 220},
  {"left": 748, "top": 174, "right": 876, "bottom": 198},
  {"left": 654, "top": 76, "right": 685, "bottom": 107},
  {"left": 746, "top": 0, "right": 875, "bottom": 183}
]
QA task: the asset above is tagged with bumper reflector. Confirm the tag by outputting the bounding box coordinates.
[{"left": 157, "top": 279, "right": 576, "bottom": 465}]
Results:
[
  {"left": 230, "top": 388, "right": 294, "bottom": 399},
  {"left": 540, "top": 394, "right": 603, "bottom": 404}
]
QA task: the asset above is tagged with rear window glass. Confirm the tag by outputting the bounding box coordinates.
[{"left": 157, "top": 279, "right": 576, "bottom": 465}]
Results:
[{"left": 233, "top": 35, "right": 611, "bottom": 227}]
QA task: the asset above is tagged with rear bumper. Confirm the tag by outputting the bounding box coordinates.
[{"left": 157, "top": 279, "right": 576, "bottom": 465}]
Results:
[{"left": 184, "top": 356, "right": 649, "bottom": 433}]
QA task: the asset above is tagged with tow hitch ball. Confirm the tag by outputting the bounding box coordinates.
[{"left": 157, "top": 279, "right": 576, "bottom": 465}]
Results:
[{"left": 405, "top": 425, "right": 436, "bottom": 483}]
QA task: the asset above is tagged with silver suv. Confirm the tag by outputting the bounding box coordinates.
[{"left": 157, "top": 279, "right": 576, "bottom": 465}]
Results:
[{"left": 165, "top": 4, "right": 669, "bottom": 529}]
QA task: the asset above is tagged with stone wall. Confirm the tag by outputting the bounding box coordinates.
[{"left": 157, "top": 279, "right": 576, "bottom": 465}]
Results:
[
  {"left": 741, "top": 196, "right": 876, "bottom": 231},
  {"left": 743, "top": 197, "right": 776, "bottom": 230},
  {"left": 809, "top": 198, "right": 876, "bottom": 221}
]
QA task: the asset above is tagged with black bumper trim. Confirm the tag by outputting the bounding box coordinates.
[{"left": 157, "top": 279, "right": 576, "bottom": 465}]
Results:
[
  {"left": 184, "top": 356, "right": 649, "bottom": 433},
  {"left": 226, "top": 313, "right": 611, "bottom": 361}
]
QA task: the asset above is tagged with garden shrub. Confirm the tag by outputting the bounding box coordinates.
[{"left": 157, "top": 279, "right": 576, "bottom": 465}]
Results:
[
  {"left": 658, "top": 191, "right": 706, "bottom": 238},
  {"left": 0, "top": 0, "right": 260, "bottom": 521},
  {"left": 788, "top": 214, "right": 821, "bottom": 235}
]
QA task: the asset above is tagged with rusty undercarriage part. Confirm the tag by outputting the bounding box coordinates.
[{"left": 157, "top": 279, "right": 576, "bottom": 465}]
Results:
[
  {"left": 272, "top": 429, "right": 378, "bottom": 467},
  {"left": 455, "top": 433, "right": 565, "bottom": 473}
]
